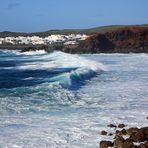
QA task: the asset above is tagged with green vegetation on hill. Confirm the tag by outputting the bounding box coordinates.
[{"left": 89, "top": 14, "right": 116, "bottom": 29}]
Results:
[{"left": 0, "top": 24, "right": 148, "bottom": 37}]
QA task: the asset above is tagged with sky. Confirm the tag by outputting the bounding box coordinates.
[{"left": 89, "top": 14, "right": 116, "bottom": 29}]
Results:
[{"left": 0, "top": 0, "right": 148, "bottom": 32}]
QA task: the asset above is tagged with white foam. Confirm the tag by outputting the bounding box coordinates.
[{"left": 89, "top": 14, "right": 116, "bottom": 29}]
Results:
[
  {"left": 16, "top": 51, "right": 106, "bottom": 70},
  {"left": 18, "top": 50, "right": 47, "bottom": 55}
]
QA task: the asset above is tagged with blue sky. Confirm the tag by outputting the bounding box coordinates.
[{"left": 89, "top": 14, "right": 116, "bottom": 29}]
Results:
[{"left": 0, "top": 0, "right": 148, "bottom": 32}]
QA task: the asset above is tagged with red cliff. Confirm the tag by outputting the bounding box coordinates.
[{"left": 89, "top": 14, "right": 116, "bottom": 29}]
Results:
[{"left": 83, "top": 27, "right": 148, "bottom": 53}]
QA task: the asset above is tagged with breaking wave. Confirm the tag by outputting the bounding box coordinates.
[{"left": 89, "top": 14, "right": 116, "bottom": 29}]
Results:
[{"left": 0, "top": 50, "right": 106, "bottom": 89}]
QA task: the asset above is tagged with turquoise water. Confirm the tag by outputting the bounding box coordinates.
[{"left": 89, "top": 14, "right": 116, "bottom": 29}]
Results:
[{"left": 0, "top": 50, "right": 148, "bottom": 147}]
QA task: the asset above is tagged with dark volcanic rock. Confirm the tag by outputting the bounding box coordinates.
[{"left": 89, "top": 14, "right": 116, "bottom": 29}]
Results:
[
  {"left": 114, "top": 136, "right": 124, "bottom": 147},
  {"left": 108, "top": 133, "right": 113, "bottom": 136},
  {"left": 118, "top": 124, "right": 126, "bottom": 128},
  {"left": 140, "top": 127, "right": 148, "bottom": 138},
  {"left": 21, "top": 45, "right": 53, "bottom": 53},
  {"left": 121, "top": 129, "right": 127, "bottom": 135},
  {"left": 100, "top": 140, "right": 113, "bottom": 148},
  {"left": 126, "top": 127, "right": 139, "bottom": 135},
  {"left": 129, "top": 131, "right": 145, "bottom": 142},
  {"left": 126, "top": 127, "right": 148, "bottom": 142},
  {"left": 139, "top": 142, "right": 148, "bottom": 148},
  {"left": 114, "top": 135, "right": 135, "bottom": 148},
  {"left": 100, "top": 130, "right": 108, "bottom": 135},
  {"left": 99, "top": 125, "right": 148, "bottom": 148},
  {"left": 107, "top": 124, "right": 117, "bottom": 128},
  {"left": 122, "top": 140, "right": 134, "bottom": 148},
  {"left": 116, "top": 129, "right": 127, "bottom": 136}
]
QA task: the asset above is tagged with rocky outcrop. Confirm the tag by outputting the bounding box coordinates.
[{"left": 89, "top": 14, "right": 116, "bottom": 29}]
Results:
[
  {"left": 21, "top": 45, "right": 53, "bottom": 53},
  {"left": 99, "top": 123, "right": 148, "bottom": 148},
  {"left": 82, "top": 27, "right": 148, "bottom": 53}
]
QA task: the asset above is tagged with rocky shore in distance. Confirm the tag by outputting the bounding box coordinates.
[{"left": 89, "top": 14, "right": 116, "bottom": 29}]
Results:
[
  {"left": 82, "top": 26, "right": 148, "bottom": 53},
  {"left": 0, "top": 26, "right": 148, "bottom": 53}
]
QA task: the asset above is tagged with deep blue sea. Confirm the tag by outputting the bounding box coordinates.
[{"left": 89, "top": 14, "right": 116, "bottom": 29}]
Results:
[{"left": 0, "top": 50, "right": 148, "bottom": 148}]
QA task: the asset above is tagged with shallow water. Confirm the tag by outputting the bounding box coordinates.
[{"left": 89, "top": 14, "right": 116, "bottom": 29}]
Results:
[{"left": 0, "top": 50, "right": 148, "bottom": 148}]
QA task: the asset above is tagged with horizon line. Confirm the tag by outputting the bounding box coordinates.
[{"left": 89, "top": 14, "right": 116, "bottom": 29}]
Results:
[{"left": 0, "top": 23, "right": 148, "bottom": 33}]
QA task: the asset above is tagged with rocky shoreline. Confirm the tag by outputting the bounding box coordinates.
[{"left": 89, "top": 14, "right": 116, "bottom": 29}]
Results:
[{"left": 99, "top": 121, "right": 148, "bottom": 148}]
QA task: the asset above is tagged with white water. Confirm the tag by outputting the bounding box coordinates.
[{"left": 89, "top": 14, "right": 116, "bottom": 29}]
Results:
[{"left": 0, "top": 50, "right": 148, "bottom": 148}]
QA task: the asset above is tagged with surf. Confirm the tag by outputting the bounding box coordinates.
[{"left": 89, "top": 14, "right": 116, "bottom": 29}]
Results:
[{"left": 0, "top": 50, "right": 106, "bottom": 90}]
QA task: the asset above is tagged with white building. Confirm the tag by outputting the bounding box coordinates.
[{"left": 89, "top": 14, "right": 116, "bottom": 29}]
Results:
[{"left": 0, "top": 34, "right": 88, "bottom": 45}]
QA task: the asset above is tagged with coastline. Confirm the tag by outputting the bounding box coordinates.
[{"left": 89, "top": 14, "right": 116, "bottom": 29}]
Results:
[
  {"left": 0, "top": 25, "right": 148, "bottom": 54},
  {"left": 0, "top": 44, "right": 148, "bottom": 54}
]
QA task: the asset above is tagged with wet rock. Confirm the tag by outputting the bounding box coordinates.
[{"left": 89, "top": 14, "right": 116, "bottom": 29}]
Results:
[
  {"left": 115, "top": 130, "right": 120, "bottom": 135},
  {"left": 121, "top": 129, "right": 127, "bottom": 135},
  {"left": 114, "top": 136, "right": 124, "bottom": 147},
  {"left": 139, "top": 127, "right": 148, "bottom": 140},
  {"left": 114, "top": 136, "right": 134, "bottom": 148},
  {"left": 129, "top": 130, "right": 146, "bottom": 142},
  {"left": 115, "top": 129, "right": 127, "bottom": 136},
  {"left": 100, "top": 130, "right": 108, "bottom": 135},
  {"left": 126, "top": 127, "right": 139, "bottom": 135},
  {"left": 123, "top": 139, "right": 134, "bottom": 148},
  {"left": 100, "top": 124, "right": 148, "bottom": 148},
  {"left": 126, "top": 127, "right": 148, "bottom": 143},
  {"left": 100, "top": 140, "right": 113, "bottom": 148},
  {"left": 108, "top": 133, "right": 113, "bottom": 136},
  {"left": 139, "top": 142, "right": 148, "bottom": 148},
  {"left": 107, "top": 124, "right": 117, "bottom": 128},
  {"left": 118, "top": 124, "right": 126, "bottom": 128},
  {"left": 115, "top": 130, "right": 123, "bottom": 136}
]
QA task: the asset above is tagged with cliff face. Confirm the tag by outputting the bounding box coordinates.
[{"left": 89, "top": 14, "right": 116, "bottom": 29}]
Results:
[{"left": 83, "top": 27, "right": 148, "bottom": 53}]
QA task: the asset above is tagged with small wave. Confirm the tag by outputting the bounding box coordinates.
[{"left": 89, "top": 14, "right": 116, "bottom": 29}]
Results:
[
  {"left": 19, "top": 50, "right": 47, "bottom": 55},
  {"left": 0, "top": 49, "right": 47, "bottom": 56},
  {"left": 0, "top": 49, "right": 21, "bottom": 55}
]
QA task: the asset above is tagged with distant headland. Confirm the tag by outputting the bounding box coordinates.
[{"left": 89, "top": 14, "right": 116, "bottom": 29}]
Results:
[{"left": 0, "top": 24, "right": 148, "bottom": 53}]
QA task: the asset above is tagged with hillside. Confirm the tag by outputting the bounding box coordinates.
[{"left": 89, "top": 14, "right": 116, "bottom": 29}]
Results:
[
  {"left": 0, "top": 24, "right": 148, "bottom": 37},
  {"left": 76, "top": 26, "right": 148, "bottom": 53}
]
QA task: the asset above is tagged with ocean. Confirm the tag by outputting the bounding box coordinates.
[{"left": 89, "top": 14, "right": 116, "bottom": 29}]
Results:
[{"left": 0, "top": 50, "right": 148, "bottom": 148}]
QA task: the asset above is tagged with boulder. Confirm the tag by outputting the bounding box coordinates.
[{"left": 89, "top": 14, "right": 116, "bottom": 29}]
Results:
[
  {"left": 118, "top": 124, "right": 126, "bottom": 128},
  {"left": 107, "top": 124, "right": 117, "bottom": 128},
  {"left": 100, "top": 140, "right": 113, "bottom": 148},
  {"left": 100, "top": 130, "right": 108, "bottom": 135}
]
